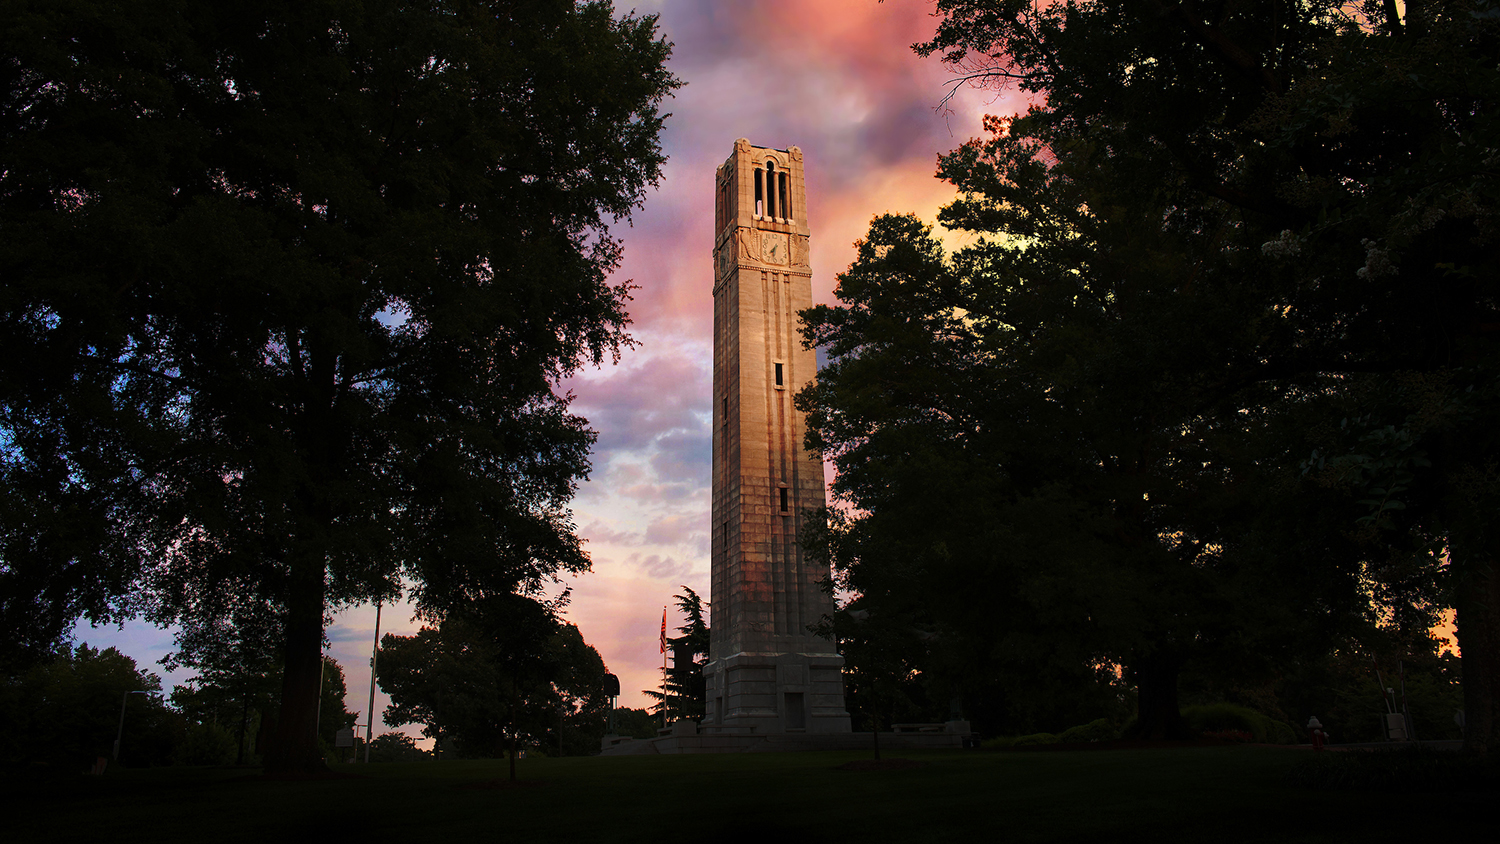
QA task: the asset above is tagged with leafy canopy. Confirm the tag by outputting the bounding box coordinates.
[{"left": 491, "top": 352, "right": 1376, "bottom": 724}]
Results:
[
  {"left": 800, "top": 0, "right": 1499, "bottom": 742},
  {"left": 0, "top": 0, "right": 678, "bottom": 769}
]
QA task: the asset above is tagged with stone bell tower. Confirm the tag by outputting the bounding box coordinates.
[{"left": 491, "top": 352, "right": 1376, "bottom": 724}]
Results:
[{"left": 703, "top": 139, "right": 850, "bottom": 735}]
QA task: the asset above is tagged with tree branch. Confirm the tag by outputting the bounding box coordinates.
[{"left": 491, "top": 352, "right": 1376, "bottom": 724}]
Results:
[{"left": 1142, "top": 1, "right": 1282, "bottom": 91}]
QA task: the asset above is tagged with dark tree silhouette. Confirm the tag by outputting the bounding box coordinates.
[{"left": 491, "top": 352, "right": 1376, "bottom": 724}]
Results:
[
  {"left": 0, "top": 0, "right": 677, "bottom": 771},
  {"left": 645, "top": 587, "right": 710, "bottom": 723}
]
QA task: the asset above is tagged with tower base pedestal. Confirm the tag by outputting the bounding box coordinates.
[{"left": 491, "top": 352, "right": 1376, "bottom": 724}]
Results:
[
  {"left": 703, "top": 651, "right": 851, "bottom": 735},
  {"left": 598, "top": 719, "right": 976, "bottom": 755}
]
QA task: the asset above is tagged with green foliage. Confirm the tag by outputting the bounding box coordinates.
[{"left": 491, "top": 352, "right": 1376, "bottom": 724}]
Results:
[
  {"left": 1011, "top": 732, "right": 1061, "bottom": 747},
  {"left": 368, "top": 732, "right": 428, "bottom": 763},
  {"left": 378, "top": 595, "right": 612, "bottom": 759},
  {"left": 0, "top": 643, "right": 178, "bottom": 769},
  {"left": 816, "top": 599, "right": 946, "bottom": 738},
  {"left": 316, "top": 656, "right": 359, "bottom": 750},
  {"left": 1182, "top": 703, "right": 1297, "bottom": 745},
  {"left": 1276, "top": 647, "right": 1464, "bottom": 743},
  {"left": 0, "top": 0, "right": 678, "bottom": 769},
  {"left": 644, "top": 587, "right": 709, "bottom": 723},
  {"left": 611, "top": 707, "right": 661, "bottom": 740},
  {"left": 802, "top": 0, "right": 1500, "bottom": 750},
  {"left": 177, "top": 723, "right": 238, "bottom": 767},
  {"left": 1058, "top": 719, "right": 1117, "bottom": 744}
]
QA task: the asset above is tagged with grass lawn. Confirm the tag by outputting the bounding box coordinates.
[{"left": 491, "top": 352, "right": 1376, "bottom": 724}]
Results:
[{"left": 7, "top": 746, "right": 1488, "bottom": 843}]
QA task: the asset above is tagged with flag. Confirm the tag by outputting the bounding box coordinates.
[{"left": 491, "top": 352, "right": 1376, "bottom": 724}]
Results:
[{"left": 660, "top": 607, "right": 668, "bottom": 654}]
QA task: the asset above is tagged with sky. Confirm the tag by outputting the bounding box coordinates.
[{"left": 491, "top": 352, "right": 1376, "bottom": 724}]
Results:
[{"left": 72, "top": 0, "right": 1030, "bottom": 739}]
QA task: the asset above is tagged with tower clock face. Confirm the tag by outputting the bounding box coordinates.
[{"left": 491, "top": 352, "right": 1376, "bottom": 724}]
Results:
[{"left": 763, "top": 231, "right": 789, "bottom": 266}]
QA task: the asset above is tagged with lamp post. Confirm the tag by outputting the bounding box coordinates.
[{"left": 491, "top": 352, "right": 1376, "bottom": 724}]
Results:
[{"left": 113, "top": 690, "right": 149, "bottom": 762}]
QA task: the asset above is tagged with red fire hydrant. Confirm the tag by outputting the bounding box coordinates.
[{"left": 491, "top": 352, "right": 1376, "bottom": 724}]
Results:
[{"left": 1306, "top": 716, "right": 1326, "bottom": 751}]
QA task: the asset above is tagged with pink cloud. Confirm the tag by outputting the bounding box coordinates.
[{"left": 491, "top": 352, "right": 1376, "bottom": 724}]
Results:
[{"left": 90, "top": 0, "right": 1031, "bottom": 722}]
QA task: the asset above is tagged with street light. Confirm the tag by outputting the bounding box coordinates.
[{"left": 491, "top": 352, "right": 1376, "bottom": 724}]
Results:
[{"left": 113, "top": 690, "right": 149, "bottom": 762}]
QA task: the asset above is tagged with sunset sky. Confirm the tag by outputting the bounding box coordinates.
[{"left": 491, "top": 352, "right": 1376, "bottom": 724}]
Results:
[{"left": 74, "top": 0, "right": 1031, "bottom": 737}]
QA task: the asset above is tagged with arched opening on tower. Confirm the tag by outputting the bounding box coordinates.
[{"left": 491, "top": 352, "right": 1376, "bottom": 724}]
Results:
[{"left": 765, "top": 161, "right": 777, "bottom": 218}]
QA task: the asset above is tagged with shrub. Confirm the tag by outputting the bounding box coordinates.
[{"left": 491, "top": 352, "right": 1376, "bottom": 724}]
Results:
[
  {"left": 1059, "top": 719, "right": 1117, "bottom": 743},
  {"left": 1201, "top": 729, "right": 1254, "bottom": 743},
  {"left": 1182, "top": 703, "right": 1298, "bottom": 744},
  {"left": 1011, "top": 732, "right": 1061, "bottom": 747},
  {"left": 1266, "top": 719, "right": 1300, "bottom": 745},
  {"left": 369, "top": 732, "right": 429, "bottom": 763},
  {"left": 176, "top": 723, "right": 236, "bottom": 766},
  {"left": 1183, "top": 703, "right": 1265, "bottom": 741}
]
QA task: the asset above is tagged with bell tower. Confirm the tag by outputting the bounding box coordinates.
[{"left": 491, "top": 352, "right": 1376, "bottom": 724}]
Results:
[{"left": 704, "top": 139, "right": 850, "bottom": 735}]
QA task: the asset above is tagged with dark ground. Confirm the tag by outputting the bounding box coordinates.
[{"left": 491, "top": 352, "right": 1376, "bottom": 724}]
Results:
[{"left": 4, "top": 745, "right": 1492, "bottom": 843}]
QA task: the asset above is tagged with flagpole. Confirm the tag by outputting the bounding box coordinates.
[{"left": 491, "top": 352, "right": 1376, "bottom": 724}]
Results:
[{"left": 661, "top": 605, "right": 668, "bottom": 729}]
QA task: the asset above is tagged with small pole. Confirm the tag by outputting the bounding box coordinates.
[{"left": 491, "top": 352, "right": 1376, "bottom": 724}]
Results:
[
  {"left": 1398, "top": 659, "right": 1416, "bottom": 742},
  {"left": 113, "top": 690, "right": 147, "bottom": 762},
  {"left": 1371, "top": 657, "right": 1394, "bottom": 713},
  {"left": 315, "top": 653, "right": 327, "bottom": 745},
  {"left": 366, "top": 600, "right": 382, "bottom": 763},
  {"left": 661, "top": 605, "right": 669, "bottom": 729}
]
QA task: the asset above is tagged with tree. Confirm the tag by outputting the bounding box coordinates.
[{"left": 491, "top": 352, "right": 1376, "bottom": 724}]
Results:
[
  {"left": 378, "top": 594, "right": 611, "bottom": 771},
  {"left": 799, "top": 207, "right": 1366, "bottom": 739},
  {"left": 315, "top": 656, "right": 359, "bottom": 754},
  {"left": 611, "top": 706, "right": 660, "bottom": 740},
  {"left": 643, "top": 586, "right": 709, "bottom": 723},
  {"left": 165, "top": 623, "right": 281, "bottom": 765},
  {"left": 0, "top": 0, "right": 678, "bottom": 771},
  {"left": 543, "top": 621, "right": 613, "bottom": 756},
  {"left": 812, "top": 597, "right": 932, "bottom": 760},
  {"left": 912, "top": 0, "right": 1500, "bottom": 754},
  {"left": 367, "top": 731, "right": 428, "bottom": 762},
  {"left": 1, "top": 643, "right": 178, "bottom": 768},
  {"left": 797, "top": 0, "right": 1498, "bottom": 748}
]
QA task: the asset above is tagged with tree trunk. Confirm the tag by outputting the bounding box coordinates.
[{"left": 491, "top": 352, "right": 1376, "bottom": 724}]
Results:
[
  {"left": 264, "top": 546, "right": 329, "bottom": 773},
  {"left": 236, "top": 695, "right": 249, "bottom": 765},
  {"left": 509, "top": 701, "right": 519, "bottom": 782},
  {"left": 1131, "top": 651, "right": 1188, "bottom": 740},
  {"left": 1452, "top": 537, "right": 1500, "bottom": 757},
  {"left": 264, "top": 359, "right": 339, "bottom": 775}
]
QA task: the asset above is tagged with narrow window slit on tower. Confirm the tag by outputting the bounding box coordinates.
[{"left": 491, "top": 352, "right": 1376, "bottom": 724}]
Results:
[
  {"left": 755, "top": 167, "right": 764, "bottom": 217},
  {"left": 778, "top": 172, "right": 789, "bottom": 220},
  {"left": 774, "top": 362, "right": 784, "bottom": 387},
  {"left": 765, "top": 161, "right": 777, "bottom": 218},
  {"left": 779, "top": 487, "right": 788, "bottom": 512}
]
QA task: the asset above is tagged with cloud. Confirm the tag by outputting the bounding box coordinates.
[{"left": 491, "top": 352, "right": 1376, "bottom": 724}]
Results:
[
  {"left": 579, "top": 519, "right": 643, "bottom": 547},
  {"left": 627, "top": 552, "right": 695, "bottom": 581},
  {"left": 555, "top": 0, "right": 1027, "bottom": 708},
  {"left": 568, "top": 335, "right": 710, "bottom": 456},
  {"left": 643, "top": 513, "right": 706, "bottom": 551},
  {"left": 88, "top": 0, "right": 1033, "bottom": 716}
]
